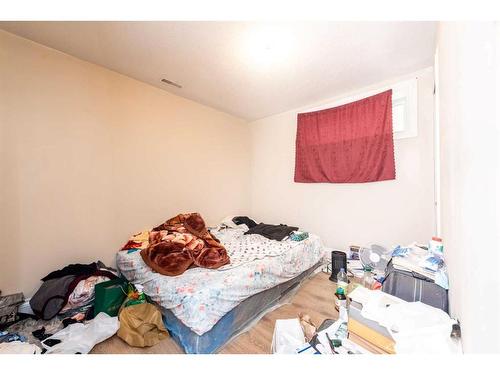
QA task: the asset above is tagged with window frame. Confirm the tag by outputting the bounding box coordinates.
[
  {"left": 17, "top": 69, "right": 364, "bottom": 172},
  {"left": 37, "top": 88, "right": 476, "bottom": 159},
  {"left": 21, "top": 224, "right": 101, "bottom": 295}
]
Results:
[{"left": 391, "top": 78, "right": 418, "bottom": 139}]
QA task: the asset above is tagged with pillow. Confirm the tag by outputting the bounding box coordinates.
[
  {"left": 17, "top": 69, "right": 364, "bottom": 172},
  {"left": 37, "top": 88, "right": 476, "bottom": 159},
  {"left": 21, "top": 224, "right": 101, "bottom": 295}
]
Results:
[{"left": 220, "top": 216, "right": 239, "bottom": 228}]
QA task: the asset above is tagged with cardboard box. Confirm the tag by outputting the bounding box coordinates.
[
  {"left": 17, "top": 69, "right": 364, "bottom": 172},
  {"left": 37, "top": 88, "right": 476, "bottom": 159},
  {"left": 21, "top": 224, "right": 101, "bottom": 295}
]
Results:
[
  {"left": 346, "top": 287, "right": 406, "bottom": 354},
  {"left": 347, "top": 300, "right": 396, "bottom": 354}
]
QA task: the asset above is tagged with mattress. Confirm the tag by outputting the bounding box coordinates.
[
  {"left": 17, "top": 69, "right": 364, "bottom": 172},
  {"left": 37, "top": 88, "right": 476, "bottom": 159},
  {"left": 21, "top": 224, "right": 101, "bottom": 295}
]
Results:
[{"left": 116, "top": 227, "right": 326, "bottom": 335}]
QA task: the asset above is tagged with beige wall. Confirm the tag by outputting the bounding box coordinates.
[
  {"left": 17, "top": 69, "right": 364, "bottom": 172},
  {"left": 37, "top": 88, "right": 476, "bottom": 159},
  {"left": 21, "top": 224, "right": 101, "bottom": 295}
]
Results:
[
  {"left": 0, "top": 29, "right": 439, "bottom": 305},
  {"left": 437, "top": 22, "right": 500, "bottom": 353},
  {"left": 248, "top": 69, "right": 436, "bottom": 252},
  {"left": 0, "top": 30, "right": 251, "bottom": 297}
]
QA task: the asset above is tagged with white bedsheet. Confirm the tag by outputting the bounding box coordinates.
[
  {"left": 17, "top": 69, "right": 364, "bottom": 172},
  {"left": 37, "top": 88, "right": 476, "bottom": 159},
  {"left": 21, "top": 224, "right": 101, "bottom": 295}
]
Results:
[{"left": 116, "top": 227, "right": 326, "bottom": 335}]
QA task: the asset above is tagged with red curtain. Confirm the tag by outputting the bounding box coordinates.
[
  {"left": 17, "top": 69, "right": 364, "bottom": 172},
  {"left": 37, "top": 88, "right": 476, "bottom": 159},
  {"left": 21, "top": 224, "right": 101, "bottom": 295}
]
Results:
[{"left": 294, "top": 90, "right": 395, "bottom": 183}]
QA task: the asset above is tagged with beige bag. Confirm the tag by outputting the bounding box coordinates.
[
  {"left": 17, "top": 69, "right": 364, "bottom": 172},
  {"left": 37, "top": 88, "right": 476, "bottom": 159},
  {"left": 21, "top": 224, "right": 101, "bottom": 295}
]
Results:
[{"left": 117, "top": 303, "right": 169, "bottom": 347}]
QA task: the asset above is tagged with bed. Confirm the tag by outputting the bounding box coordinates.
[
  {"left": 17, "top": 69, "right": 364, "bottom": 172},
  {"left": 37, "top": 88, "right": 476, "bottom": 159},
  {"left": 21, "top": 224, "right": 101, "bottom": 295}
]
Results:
[{"left": 116, "top": 225, "right": 326, "bottom": 353}]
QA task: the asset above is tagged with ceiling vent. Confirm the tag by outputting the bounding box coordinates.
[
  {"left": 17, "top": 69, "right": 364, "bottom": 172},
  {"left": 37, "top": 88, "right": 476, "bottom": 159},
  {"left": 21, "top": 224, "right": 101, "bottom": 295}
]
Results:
[{"left": 161, "top": 78, "right": 182, "bottom": 89}]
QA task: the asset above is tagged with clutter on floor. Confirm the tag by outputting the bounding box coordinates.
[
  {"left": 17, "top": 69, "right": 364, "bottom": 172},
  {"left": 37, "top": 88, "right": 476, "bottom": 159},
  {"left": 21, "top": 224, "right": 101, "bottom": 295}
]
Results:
[
  {"left": 272, "top": 318, "right": 306, "bottom": 353},
  {"left": 0, "top": 292, "right": 24, "bottom": 326},
  {"left": 2, "top": 229, "right": 458, "bottom": 355},
  {"left": 347, "top": 286, "right": 460, "bottom": 354},
  {"left": 339, "top": 237, "right": 450, "bottom": 305},
  {"left": 5, "top": 312, "right": 66, "bottom": 348},
  {"left": 93, "top": 278, "right": 129, "bottom": 317},
  {"left": 40, "top": 312, "right": 119, "bottom": 354},
  {"left": 29, "top": 261, "right": 118, "bottom": 320},
  {"left": 272, "top": 309, "right": 368, "bottom": 354},
  {"left": 116, "top": 284, "right": 168, "bottom": 347},
  {"left": 0, "top": 330, "right": 27, "bottom": 343},
  {"left": 272, "top": 236, "right": 460, "bottom": 354},
  {"left": 0, "top": 260, "right": 168, "bottom": 354},
  {"left": 383, "top": 260, "right": 449, "bottom": 312},
  {"left": 298, "top": 313, "right": 317, "bottom": 342}
]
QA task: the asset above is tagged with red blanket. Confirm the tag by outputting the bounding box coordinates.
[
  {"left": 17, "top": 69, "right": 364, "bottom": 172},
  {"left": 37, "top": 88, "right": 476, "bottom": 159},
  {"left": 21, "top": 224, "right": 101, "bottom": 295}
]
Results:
[{"left": 139, "top": 213, "right": 230, "bottom": 276}]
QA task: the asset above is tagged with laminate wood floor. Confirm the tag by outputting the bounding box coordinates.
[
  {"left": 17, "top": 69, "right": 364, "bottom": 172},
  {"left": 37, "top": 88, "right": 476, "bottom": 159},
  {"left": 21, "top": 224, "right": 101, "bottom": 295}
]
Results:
[{"left": 90, "top": 272, "right": 380, "bottom": 354}]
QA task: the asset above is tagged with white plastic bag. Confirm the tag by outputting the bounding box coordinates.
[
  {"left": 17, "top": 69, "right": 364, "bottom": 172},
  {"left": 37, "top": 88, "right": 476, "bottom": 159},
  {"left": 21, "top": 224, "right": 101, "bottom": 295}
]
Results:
[
  {"left": 380, "top": 301, "right": 458, "bottom": 354},
  {"left": 271, "top": 318, "right": 305, "bottom": 354},
  {"left": 42, "top": 312, "right": 119, "bottom": 354}
]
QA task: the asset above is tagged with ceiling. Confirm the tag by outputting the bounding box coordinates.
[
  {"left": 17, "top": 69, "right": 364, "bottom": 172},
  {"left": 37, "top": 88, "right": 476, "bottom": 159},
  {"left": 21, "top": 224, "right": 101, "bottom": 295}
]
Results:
[{"left": 0, "top": 21, "right": 436, "bottom": 121}]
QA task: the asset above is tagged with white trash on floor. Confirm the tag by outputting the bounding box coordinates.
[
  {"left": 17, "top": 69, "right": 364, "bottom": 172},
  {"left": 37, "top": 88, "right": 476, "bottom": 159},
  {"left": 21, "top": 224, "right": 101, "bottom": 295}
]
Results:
[
  {"left": 271, "top": 318, "right": 306, "bottom": 354},
  {"left": 348, "top": 286, "right": 460, "bottom": 354},
  {"left": 42, "top": 312, "right": 119, "bottom": 354}
]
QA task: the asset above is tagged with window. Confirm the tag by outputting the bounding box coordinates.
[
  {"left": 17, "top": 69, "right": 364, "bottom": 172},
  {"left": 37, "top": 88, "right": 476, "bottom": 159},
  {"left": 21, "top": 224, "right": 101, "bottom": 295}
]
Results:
[
  {"left": 392, "top": 96, "right": 407, "bottom": 133},
  {"left": 391, "top": 78, "right": 418, "bottom": 139}
]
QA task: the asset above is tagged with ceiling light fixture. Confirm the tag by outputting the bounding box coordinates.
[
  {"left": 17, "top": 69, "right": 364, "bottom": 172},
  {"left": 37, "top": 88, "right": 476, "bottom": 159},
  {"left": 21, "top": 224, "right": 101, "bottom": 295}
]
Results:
[
  {"left": 161, "top": 78, "right": 182, "bottom": 88},
  {"left": 243, "top": 25, "right": 294, "bottom": 68}
]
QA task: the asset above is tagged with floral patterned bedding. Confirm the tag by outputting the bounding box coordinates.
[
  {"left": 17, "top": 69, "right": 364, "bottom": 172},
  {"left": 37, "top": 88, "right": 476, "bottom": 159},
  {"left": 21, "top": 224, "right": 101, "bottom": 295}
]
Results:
[{"left": 116, "top": 227, "right": 326, "bottom": 335}]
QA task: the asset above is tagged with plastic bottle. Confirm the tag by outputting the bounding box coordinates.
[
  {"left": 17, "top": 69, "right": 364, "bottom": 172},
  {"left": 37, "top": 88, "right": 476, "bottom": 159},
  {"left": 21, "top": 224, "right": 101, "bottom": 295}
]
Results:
[
  {"left": 429, "top": 237, "right": 444, "bottom": 257},
  {"left": 135, "top": 284, "right": 146, "bottom": 302},
  {"left": 363, "top": 266, "right": 374, "bottom": 289},
  {"left": 334, "top": 287, "right": 347, "bottom": 311},
  {"left": 336, "top": 267, "right": 348, "bottom": 293}
]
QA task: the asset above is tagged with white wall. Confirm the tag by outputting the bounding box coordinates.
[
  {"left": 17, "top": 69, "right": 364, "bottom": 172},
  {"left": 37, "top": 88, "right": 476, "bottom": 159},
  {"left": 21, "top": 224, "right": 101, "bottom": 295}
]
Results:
[
  {"left": 0, "top": 30, "right": 252, "bottom": 297},
  {"left": 248, "top": 69, "right": 436, "bottom": 252},
  {"left": 437, "top": 22, "right": 500, "bottom": 353}
]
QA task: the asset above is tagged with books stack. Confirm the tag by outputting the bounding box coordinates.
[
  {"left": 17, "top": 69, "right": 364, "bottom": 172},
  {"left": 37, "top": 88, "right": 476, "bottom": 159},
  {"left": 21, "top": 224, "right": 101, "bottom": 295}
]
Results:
[{"left": 390, "top": 244, "right": 437, "bottom": 281}]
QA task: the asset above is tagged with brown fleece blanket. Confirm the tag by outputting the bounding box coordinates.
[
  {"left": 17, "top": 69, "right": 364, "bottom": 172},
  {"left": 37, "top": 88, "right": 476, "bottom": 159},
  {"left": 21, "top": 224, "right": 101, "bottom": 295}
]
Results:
[{"left": 139, "top": 213, "right": 230, "bottom": 276}]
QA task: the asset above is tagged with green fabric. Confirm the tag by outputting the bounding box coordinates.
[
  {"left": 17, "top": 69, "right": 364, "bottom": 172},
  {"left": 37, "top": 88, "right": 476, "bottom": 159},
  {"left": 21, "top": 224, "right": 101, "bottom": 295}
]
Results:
[
  {"left": 94, "top": 278, "right": 129, "bottom": 317},
  {"left": 290, "top": 231, "right": 309, "bottom": 241},
  {"left": 121, "top": 284, "right": 147, "bottom": 308}
]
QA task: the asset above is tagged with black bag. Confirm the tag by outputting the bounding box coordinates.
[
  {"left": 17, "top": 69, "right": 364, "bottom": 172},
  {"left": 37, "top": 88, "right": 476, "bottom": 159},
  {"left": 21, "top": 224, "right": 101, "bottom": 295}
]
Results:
[{"left": 29, "top": 275, "right": 77, "bottom": 320}]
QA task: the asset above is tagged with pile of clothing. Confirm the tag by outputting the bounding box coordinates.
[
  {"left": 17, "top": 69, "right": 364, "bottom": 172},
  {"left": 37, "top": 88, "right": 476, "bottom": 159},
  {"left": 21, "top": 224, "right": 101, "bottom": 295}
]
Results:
[
  {"left": 30, "top": 261, "right": 118, "bottom": 320},
  {"left": 1, "top": 312, "right": 120, "bottom": 354},
  {"left": 121, "top": 213, "right": 309, "bottom": 277},
  {"left": 0, "top": 331, "right": 27, "bottom": 343},
  {"left": 0, "top": 261, "right": 122, "bottom": 354},
  {"left": 222, "top": 215, "right": 307, "bottom": 242}
]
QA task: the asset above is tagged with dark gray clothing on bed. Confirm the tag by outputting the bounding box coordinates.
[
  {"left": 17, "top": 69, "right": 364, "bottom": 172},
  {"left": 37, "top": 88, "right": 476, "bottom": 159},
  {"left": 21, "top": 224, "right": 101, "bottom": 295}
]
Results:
[
  {"left": 232, "top": 216, "right": 258, "bottom": 228},
  {"left": 244, "top": 223, "right": 298, "bottom": 241}
]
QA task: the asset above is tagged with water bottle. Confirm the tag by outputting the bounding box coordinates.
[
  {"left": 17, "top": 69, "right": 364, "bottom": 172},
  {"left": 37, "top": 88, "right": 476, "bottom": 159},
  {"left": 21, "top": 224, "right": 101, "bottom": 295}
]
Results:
[
  {"left": 363, "top": 266, "right": 374, "bottom": 289},
  {"left": 334, "top": 287, "right": 347, "bottom": 312},
  {"left": 336, "top": 267, "right": 348, "bottom": 293}
]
